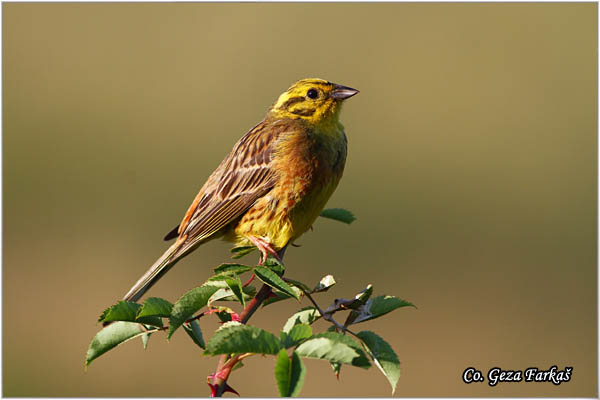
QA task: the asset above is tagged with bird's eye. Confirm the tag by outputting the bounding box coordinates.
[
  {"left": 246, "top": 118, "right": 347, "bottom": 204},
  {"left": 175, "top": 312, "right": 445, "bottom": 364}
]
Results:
[{"left": 307, "top": 88, "right": 318, "bottom": 99}]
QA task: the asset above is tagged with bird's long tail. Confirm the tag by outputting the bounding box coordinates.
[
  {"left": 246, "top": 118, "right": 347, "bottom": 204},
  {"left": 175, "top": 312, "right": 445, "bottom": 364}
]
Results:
[{"left": 123, "top": 242, "right": 182, "bottom": 303}]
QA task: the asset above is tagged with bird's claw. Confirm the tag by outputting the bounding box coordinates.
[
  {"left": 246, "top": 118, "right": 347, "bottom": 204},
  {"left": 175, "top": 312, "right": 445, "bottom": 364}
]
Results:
[{"left": 246, "top": 236, "right": 282, "bottom": 265}]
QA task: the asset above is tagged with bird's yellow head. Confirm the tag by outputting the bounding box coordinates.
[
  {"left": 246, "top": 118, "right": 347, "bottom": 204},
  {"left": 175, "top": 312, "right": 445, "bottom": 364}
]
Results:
[{"left": 270, "top": 78, "right": 359, "bottom": 125}]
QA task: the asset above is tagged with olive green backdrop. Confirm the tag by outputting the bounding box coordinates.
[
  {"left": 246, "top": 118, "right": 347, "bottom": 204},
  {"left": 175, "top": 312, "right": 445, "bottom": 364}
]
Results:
[{"left": 3, "top": 2, "right": 597, "bottom": 397}]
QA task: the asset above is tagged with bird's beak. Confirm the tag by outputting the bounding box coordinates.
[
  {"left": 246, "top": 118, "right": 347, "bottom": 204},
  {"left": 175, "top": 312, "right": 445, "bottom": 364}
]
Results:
[{"left": 331, "top": 84, "right": 359, "bottom": 100}]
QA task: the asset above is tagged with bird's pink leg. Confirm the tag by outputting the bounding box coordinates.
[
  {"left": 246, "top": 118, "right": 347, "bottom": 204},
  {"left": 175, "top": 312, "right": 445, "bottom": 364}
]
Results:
[{"left": 246, "top": 236, "right": 283, "bottom": 265}]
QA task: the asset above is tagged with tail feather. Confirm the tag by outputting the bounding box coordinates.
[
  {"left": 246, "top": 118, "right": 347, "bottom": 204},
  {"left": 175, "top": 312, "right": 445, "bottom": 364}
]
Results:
[{"left": 123, "top": 242, "right": 182, "bottom": 302}]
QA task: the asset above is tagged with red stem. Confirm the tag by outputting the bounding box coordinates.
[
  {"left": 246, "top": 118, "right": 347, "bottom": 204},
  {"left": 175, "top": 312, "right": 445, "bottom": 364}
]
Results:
[
  {"left": 210, "top": 283, "right": 273, "bottom": 396},
  {"left": 210, "top": 248, "right": 286, "bottom": 397}
]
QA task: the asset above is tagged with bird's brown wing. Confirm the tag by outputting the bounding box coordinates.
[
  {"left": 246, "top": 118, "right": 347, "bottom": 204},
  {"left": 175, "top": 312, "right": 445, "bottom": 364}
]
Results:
[{"left": 170, "top": 118, "right": 291, "bottom": 258}]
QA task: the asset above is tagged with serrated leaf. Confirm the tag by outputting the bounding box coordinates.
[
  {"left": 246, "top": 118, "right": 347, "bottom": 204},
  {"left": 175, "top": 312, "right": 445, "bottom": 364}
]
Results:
[
  {"left": 101, "top": 301, "right": 163, "bottom": 327},
  {"left": 284, "top": 278, "right": 312, "bottom": 293},
  {"left": 86, "top": 321, "right": 146, "bottom": 367},
  {"left": 225, "top": 276, "right": 245, "bottom": 306},
  {"left": 168, "top": 285, "right": 220, "bottom": 338},
  {"left": 347, "top": 296, "right": 415, "bottom": 325},
  {"left": 204, "top": 276, "right": 233, "bottom": 288},
  {"left": 100, "top": 301, "right": 140, "bottom": 322},
  {"left": 208, "top": 288, "right": 234, "bottom": 304},
  {"left": 317, "top": 332, "right": 370, "bottom": 361},
  {"left": 262, "top": 286, "right": 303, "bottom": 307},
  {"left": 255, "top": 266, "right": 299, "bottom": 300},
  {"left": 215, "top": 308, "right": 236, "bottom": 323},
  {"left": 263, "top": 258, "right": 285, "bottom": 275},
  {"left": 312, "top": 275, "right": 336, "bottom": 293},
  {"left": 213, "top": 285, "right": 257, "bottom": 303},
  {"left": 204, "top": 323, "right": 282, "bottom": 355},
  {"left": 98, "top": 307, "right": 110, "bottom": 323},
  {"left": 283, "top": 307, "right": 321, "bottom": 333},
  {"left": 357, "top": 331, "right": 401, "bottom": 394},
  {"left": 183, "top": 320, "right": 205, "bottom": 349},
  {"left": 214, "top": 263, "right": 253, "bottom": 276},
  {"left": 230, "top": 245, "right": 257, "bottom": 259},
  {"left": 274, "top": 349, "right": 289, "bottom": 396},
  {"left": 204, "top": 275, "right": 248, "bottom": 303},
  {"left": 281, "top": 324, "right": 313, "bottom": 348},
  {"left": 295, "top": 332, "right": 370, "bottom": 368},
  {"left": 319, "top": 208, "right": 356, "bottom": 224},
  {"left": 368, "top": 295, "right": 415, "bottom": 315},
  {"left": 137, "top": 297, "right": 173, "bottom": 319},
  {"left": 275, "top": 349, "right": 306, "bottom": 397}
]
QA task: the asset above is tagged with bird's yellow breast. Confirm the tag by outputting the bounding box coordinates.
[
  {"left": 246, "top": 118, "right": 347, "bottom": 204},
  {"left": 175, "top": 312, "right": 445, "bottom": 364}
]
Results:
[{"left": 230, "top": 120, "right": 347, "bottom": 250}]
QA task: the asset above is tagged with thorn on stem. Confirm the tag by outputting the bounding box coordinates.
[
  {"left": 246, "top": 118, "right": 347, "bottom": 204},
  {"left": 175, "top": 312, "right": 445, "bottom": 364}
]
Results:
[
  {"left": 223, "top": 383, "right": 240, "bottom": 396},
  {"left": 208, "top": 383, "right": 217, "bottom": 397}
]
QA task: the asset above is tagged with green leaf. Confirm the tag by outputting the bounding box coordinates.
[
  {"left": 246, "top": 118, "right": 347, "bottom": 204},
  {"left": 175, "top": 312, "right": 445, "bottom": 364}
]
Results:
[
  {"left": 212, "top": 285, "right": 257, "bottom": 303},
  {"left": 204, "top": 322, "right": 282, "bottom": 355},
  {"left": 208, "top": 288, "right": 233, "bottom": 304},
  {"left": 168, "top": 285, "right": 220, "bottom": 339},
  {"left": 368, "top": 295, "right": 415, "bottom": 315},
  {"left": 98, "top": 307, "right": 110, "bottom": 323},
  {"left": 274, "top": 349, "right": 307, "bottom": 397},
  {"left": 100, "top": 301, "right": 140, "bottom": 323},
  {"left": 312, "top": 275, "right": 336, "bottom": 293},
  {"left": 281, "top": 324, "right": 312, "bottom": 348},
  {"left": 284, "top": 278, "right": 312, "bottom": 293},
  {"left": 85, "top": 322, "right": 146, "bottom": 367},
  {"left": 204, "top": 275, "right": 248, "bottom": 305},
  {"left": 262, "top": 287, "right": 303, "bottom": 307},
  {"left": 347, "top": 296, "right": 415, "bottom": 325},
  {"left": 295, "top": 332, "right": 370, "bottom": 369},
  {"left": 275, "top": 350, "right": 290, "bottom": 396},
  {"left": 214, "top": 263, "right": 253, "bottom": 276},
  {"left": 100, "top": 301, "right": 162, "bottom": 327},
  {"left": 183, "top": 320, "right": 205, "bottom": 349},
  {"left": 283, "top": 307, "right": 321, "bottom": 333},
  {"left": 320, "top": 208, "right": 356, "bottom": 224},
  {"left": 230, "top": 245, "right": 257, "bottom": 259},
  {"left": 263, "top": 258, "right": 285, "bottom": 275},
  {"left": 225, "top": 276, "right": 245, "bottom": 306},
  {"left": 137, "top": 297, "right": 173, "bottom": 319},
  {"left": 255, "top": 266, "right": 299, "bottom": 300},
  {"left": 204, "top": 276, "right": 233, "bottom": 288},
  {"left": 214, "top": 307, "right": 237, "bottom": 323},
  {"left": 357, "top": 331, "right": 401, "bottom": 394}
]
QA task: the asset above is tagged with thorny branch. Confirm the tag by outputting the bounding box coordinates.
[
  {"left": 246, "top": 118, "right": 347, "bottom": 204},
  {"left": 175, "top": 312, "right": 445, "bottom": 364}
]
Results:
[{"left": 209, "top": 283, "right": 273, "bottom": 397}]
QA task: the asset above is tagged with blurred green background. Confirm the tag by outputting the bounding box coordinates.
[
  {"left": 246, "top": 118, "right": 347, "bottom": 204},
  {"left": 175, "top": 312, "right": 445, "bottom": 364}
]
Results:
[{"left": 3, "top": 2, "right": 597, "bottom": 397}]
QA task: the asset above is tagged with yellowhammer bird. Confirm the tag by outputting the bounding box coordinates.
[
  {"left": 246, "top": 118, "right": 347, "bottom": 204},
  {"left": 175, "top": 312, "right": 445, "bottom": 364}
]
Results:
[{"left": 123, "top": 78, "right": 358, "bottom": 302}]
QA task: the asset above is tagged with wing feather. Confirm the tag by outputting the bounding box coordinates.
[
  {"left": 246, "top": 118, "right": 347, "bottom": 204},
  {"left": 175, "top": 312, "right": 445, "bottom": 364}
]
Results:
[{"left": 171, "top": 118, "right": 296, "bottom": 257}]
